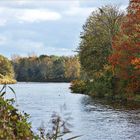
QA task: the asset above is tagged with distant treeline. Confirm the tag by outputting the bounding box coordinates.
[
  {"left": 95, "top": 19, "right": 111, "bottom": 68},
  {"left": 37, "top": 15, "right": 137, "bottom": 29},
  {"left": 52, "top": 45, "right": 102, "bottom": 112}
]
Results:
[{"left": 12, "top": 55, "right": 80, "bottom": 82}]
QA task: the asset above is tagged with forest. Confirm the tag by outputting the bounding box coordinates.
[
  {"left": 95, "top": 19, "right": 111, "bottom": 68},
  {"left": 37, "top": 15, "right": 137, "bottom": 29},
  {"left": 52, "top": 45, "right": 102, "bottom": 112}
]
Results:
[
  {"left": 0, "top": 54, "right": 80, "bottom": 83},
  {"left": 12, "top": 55, "right": 80, "bottom": 82}
]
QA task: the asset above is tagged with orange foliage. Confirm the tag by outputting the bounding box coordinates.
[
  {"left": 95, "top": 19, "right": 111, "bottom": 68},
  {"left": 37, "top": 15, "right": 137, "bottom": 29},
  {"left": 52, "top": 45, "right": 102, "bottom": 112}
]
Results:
[
  {"left": 131, "top": 58, "right": 140, "bottom": 69},
  {"left": 109, "top": 0, "right": 140, "bottom": 93}
]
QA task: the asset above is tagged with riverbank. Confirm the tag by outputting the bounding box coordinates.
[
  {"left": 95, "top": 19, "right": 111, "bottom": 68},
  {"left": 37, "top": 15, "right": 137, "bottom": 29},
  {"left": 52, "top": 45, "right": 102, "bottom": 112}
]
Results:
[
  {"left": 0, "top": 73, "right": 16, "bottom": 84},
  {"left": 70, "top": 80, "right": 140, "bottom": 103},
  {"left": 0, "top": 76, "right": 16, "bottom": 84}
]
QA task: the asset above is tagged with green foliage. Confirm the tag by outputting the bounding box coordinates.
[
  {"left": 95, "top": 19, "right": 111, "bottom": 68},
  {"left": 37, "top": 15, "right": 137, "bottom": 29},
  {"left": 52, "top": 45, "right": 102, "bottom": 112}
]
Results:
[
  {"left": 0, "top": 55, "right": 14, "bottom": 78},
  {"left": 86, "top": 71, "right": 115, "bottom": 98},
  {"left": 0, "top": 85, "right": 33, "bottom": 139},
  {"left": 12, "top": 55, "right": 80, "bottom": 82},
  {"left": 79, "top": 5, "right": 124, "bottom": 79},
  {"left": 134, "top": 95, "right": 140, "bottom": 102},
  {"left": 76, "top": 5, "right": 124, "bottom": 98},
  {"left": 70, "top": 80, "right": 87, "bottom": 93},
  {"left": 75, "top": 4, "right": 139, "bottom": 101},
  {"left": 0, "top": 55, "right": 16, "bottom": 84}
]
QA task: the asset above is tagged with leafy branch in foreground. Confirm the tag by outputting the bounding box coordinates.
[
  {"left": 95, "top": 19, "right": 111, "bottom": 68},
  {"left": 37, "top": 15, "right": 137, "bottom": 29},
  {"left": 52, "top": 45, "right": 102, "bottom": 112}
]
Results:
[
  {"left": 0, "top": 85, "right": 34, "bottom": 139},
  {"left": 0, "top": 84, "right": 16, "bottom": 97},
  {"left": 37, "top": 112, "right": 82, "bottom": 140}
]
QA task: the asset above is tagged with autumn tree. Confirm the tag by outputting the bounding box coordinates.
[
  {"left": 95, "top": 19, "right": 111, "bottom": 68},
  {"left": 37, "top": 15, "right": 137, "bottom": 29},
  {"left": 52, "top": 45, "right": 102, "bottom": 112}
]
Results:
[
  {"left": 65, "top": 56, "right": 80, "bottom": 81},
  {"left": 0, "top": 55, "right": 14, "bottom": 79},
  {"left": 109, "top": 0, "right": 140, "bottom": 95},
  {"left": 77, "top": 5, "right": 124, "bottom": 97}
]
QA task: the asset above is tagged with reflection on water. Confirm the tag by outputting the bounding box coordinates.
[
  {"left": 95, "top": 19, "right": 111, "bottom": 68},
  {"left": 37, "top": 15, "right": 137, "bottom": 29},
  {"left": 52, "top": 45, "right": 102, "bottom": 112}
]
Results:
[{"left": 3, "top": 83, "right": 140, "bottom": 140}]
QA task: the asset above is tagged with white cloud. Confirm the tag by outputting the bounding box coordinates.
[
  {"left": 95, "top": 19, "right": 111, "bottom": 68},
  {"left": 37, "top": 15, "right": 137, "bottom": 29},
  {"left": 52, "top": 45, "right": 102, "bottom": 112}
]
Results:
[
  {"left": 65, "top": 7, "right": 96, "bottom": 17},
  {"left": 17, "top": 9, "right": 61, "bottom": 23},
  {"left": 0, "top": 36, "right": 75, "bottom": 57},
  {"left": 16, "top": 39, "right": 44, "bottom": 51},
  {"left": 0, "top": 0, "right": 129, "bottom": 58},
  {"left": 0, "top": 6, "right": 61, "bottom": 25},
  {"left": 63, "top": 0, "right": 96, "bottom": 17},
  {"left": 45, "top": 47, "right": 76, "bottom": 56}
]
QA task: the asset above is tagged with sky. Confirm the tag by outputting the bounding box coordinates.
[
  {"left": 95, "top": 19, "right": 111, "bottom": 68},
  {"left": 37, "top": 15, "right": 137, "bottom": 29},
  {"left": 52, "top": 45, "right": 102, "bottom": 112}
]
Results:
[{"left": 0, "top": 0, "right": 129, "bottom": 58}]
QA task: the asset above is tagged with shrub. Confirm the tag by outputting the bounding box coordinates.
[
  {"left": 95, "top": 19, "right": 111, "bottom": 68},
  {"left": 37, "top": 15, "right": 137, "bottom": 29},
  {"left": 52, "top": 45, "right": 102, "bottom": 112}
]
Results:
[
  {"left": 0, "top": 97, "right": 34, "bottom": 139},
  {"left": 70, "top": 80, "right": 87, "bottom": 93}
]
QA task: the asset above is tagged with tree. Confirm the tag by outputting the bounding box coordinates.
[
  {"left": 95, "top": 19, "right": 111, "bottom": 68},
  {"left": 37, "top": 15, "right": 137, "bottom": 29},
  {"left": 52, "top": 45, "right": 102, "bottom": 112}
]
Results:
[
  {"left": 79, "top": 5, "right": 124, "bottom": 79},
  {"left": 0, "top": 55, "right": 14, "bottom": 79},
  {"left": 77, "top": 6, "right": 124, "bottom": 97},
  {"left": 52, "top": 57, "right": 65, "bottom": 81},
  {"left": 64, "top": 56, "right": 80, "bottom": 81},
  {"left": 109, "top": 0, "right": 140, "bottom": 94}
]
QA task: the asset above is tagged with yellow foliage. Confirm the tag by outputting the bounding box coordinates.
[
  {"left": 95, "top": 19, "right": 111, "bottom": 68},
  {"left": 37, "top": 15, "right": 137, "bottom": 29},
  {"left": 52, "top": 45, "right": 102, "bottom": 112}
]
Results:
[{"left": 0, "top": 74, "right": 16, "bottom": 84}]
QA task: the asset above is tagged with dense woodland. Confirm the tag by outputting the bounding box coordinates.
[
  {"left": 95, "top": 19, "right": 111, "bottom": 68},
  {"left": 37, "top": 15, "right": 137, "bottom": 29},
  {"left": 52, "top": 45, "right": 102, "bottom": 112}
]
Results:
[
  {"left": 71, "top": 2, "right": 140, "bottom": 101},
  {"left": 12, "top": 55, "right": 80, "bottom": 82},
  {"left": 0, "top": 54, "right": 80, "bottom": 83}
]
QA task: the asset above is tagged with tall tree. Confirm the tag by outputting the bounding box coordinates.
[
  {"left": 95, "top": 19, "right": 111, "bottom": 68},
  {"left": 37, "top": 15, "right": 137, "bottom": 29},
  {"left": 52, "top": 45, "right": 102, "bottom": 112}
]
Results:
[
  {"left": 65, "top": 56, "right": 80, "bottom": 81},
  {"left": 109, "top": 0, "right": 140, "bottom": 94},
  {"left": 79, "top": 5, "right": 124, "bottom": 79}
]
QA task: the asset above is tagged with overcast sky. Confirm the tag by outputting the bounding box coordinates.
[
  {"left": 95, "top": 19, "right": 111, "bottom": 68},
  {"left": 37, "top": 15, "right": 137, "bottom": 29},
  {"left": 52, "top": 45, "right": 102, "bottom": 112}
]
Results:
[{"left": 0, "top": 0, "right": 129, "bottom": 58}]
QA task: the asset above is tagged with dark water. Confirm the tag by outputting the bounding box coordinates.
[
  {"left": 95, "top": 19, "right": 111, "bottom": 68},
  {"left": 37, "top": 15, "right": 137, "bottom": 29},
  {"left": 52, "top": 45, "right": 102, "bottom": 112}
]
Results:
[{"left": 3, "top": 83, "right": 140, "bottom": 140}]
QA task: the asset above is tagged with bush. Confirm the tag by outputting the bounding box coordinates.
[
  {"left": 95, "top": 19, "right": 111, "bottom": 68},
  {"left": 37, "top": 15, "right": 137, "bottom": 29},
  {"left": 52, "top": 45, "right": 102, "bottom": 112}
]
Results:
[
  {"left": 0, "top": 55, "right": 15, "bottom": 78},
  {"left": 0, "top": 55, "right": 16, "bottom": 84},
  {"left": 0, "top": 97, "right": 34, "bottom": 139},
  {"left": 70, "top": 80, "right": 87, "bottom": 93}
]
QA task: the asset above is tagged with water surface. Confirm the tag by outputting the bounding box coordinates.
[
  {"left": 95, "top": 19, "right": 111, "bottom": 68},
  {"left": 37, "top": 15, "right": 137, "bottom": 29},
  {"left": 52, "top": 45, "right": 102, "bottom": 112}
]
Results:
[{"left": 4, "top": 83, "right": 140, "bottom": 140}]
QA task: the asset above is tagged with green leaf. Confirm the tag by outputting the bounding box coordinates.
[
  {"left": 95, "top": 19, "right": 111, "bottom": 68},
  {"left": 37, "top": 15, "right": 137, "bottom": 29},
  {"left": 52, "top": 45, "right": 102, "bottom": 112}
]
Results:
[
  {"left": 8, "top": 86, "right": 15, "bottom": 94},
  {"left": 0, "top": 84, "right": 6, "bottom": 93},
  {"left": 0, "top": 91, "right": 6, "bottom": 97}
]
